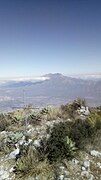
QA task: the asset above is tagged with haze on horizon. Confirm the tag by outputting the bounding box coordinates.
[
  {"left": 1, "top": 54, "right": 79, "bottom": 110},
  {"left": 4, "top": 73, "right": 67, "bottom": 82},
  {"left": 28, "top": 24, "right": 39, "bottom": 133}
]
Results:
[{"left": 0, "top": 0, "right": 101, "bottom": 77}]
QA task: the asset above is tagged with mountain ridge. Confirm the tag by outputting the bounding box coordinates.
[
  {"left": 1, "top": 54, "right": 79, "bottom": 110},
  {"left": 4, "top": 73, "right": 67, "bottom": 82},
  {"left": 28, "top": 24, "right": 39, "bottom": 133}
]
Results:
[{"left": 0, "top": 73, "right": 101, "bottom": 112}]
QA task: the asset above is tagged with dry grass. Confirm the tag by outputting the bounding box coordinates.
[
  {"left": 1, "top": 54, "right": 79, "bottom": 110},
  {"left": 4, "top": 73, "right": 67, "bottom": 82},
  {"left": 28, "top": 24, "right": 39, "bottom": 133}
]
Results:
[
  {"left": 15, "top": 145, "right": 54, "bottom": 179},
  {"left": 47, "top": 107, "right": 62, "bottom": 121},
  {"left": 90, "top": 159, "right": 101, "bottom": 178}
]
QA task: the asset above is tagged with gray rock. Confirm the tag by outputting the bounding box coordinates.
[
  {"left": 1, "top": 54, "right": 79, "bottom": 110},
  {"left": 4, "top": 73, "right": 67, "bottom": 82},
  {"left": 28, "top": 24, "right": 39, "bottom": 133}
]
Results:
[
  {"left": 83, "top": 160, "right": 90, "bottom": 169},
  {"left": 59, "top": 174, "right": 65, "bottom": 180},
  {"left": 81, "top": 170, "right": 90, "bottom": 178},
  {"left": 64, "top": 170, "right": 70, "bottom": 176},
  {"left": 0, "top": 170, "right": 9, "bottom": 180},
  {"left": 89, "top": 174, "right": 94, "bottom": 180},
  {"left": 82, "top": 166, "right": 86, "bottom": 171},
  {"left": 90, "top": 150, "right": 101, "bottom": 157},
  {"left": 19, "top": 135, "right": 26, "bottom": 145},
  {"left": 72, "top": 158, "right": 79, "bottom": 165},
  {"left": 9, "top": 167, "right": 14, "bottom": 173},
  {"left": 96, "top": 162, "right": 101, "bottom": 168},
  {"left": 0, "top": 170, "right": 4, "bottom": 176},
  {"left": 33, "top": 139, "right": 40, "bottom": 147},
  {"left": 9, "top": 147, "right": 20, "bottom": 159},
  {"left": 59, "top": 166, "right": 65, "bottom": 170}
]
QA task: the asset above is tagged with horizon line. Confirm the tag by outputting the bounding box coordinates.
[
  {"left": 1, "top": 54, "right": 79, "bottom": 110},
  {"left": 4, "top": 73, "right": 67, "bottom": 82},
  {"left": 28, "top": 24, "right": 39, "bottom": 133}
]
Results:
[{"left": 0, "top": 72, "right": 101, "bottom": 80}]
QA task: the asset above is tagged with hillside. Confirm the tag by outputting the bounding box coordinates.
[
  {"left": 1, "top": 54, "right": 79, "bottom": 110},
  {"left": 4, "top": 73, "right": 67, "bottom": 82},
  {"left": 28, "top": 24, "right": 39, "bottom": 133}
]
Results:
[
  {"left": 0, "top": 99, "right": 101, "bottom": 179},
  {"left": 0, "top": 73, "right": 101, "bottom": 112}
]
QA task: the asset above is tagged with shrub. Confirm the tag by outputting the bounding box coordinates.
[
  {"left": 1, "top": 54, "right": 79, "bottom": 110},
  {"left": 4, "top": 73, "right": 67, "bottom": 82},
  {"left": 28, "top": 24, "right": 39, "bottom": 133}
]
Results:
[
  {"left": 40, "top": 107, "right": 49, "bottom": 114},
  {"left": 44, "top": 121, "right": 76, "bottom": 162},
  {"left": 87, "top": 112, "right": 101, "bottom": 130},
  {"left": 70, "top": 119, "right": 95, "bottom": 149},
  {"left": 15, "top": 145, "right": 54, "bottom": 179},
  {"left": 0, "top": 114, "right": 10, "bottom": 131},
  {"left": 61, "top": 102, "right": 79, "bottom": 119},
  {"left": 61, "top": 98, "right": 86, "bottom": 119},
  {"left": 28, "top": 112, "right": 41, "bottom": 125},
  {"left": 47, "top": 107, "right": 61, "bottom": 121},
  {"left": 0, "top": 138, "right": 10, "bottom": 154}
]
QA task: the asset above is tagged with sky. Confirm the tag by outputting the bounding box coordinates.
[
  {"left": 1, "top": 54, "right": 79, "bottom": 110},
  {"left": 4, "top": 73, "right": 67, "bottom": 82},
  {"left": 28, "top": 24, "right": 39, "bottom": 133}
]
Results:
[{"left": 0, "top": 0, "right": 101, "bottom": 77}]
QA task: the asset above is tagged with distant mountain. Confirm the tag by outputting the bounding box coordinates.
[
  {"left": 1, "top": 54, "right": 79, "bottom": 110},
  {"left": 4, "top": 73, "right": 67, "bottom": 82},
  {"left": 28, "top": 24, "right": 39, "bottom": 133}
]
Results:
[
  {"left": 69, "top": 74, "right": 101, "bottom": 80},
  {"left": 0, "top": 73, "right": 101, "bottom": 111},
  {"left": 0, "top": 76, "right": 49, "bottom": 88},
  {"left": 0, "top": 80, "right": 44, "bottom": 88}
]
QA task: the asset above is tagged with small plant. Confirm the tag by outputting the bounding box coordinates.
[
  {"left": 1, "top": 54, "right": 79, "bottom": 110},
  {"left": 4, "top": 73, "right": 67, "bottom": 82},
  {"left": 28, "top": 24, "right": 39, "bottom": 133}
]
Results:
[
  {"left": 40, "top": 107, "right": 49, "bottom": 114},
  {"left": 64, "top": 136, "right": 77, "bottom": 156},
  {"left": 28, "top": 112, "right": 41, "bottom": 125}
]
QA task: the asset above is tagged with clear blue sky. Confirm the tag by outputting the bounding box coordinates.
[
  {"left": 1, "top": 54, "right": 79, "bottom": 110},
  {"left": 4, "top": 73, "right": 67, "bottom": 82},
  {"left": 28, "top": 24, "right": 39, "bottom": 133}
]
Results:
[{"left": 0, "top": 0, "right": 101, "bottom": 77}]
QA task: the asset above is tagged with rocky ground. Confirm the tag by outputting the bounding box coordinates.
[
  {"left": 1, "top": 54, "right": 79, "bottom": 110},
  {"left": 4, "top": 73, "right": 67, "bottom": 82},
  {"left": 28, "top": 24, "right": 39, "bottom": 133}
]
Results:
[{"left": 0, "top": 102, "right": 101, "bottom": 180}]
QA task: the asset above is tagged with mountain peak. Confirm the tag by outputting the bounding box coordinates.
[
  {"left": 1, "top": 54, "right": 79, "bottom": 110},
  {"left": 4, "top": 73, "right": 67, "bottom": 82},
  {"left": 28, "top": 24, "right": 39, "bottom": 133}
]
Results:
[{"left": 44, "top": 73, "right": 64, "bottom": 78}]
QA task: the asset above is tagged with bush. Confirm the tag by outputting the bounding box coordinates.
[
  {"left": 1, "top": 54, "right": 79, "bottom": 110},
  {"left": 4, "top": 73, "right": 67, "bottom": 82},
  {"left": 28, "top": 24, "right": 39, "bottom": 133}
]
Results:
[
  {"left": 28, "top": 112, "right": 41, "bottom": 125},
  {"left": 43, "top": 111, "right": 101, "bottom": 161},
  {"left": 15, "top": 145, "right": 54, "bottom": 179},
  {"left": 0, "top": 114, "right": 10, "bottom": 131},
  {"left": 70, "top": 119, "right": 95, "bottom": 149},
  {"left": 47, "top": 107, "right": 61, "bottom": 121},
  {"left": 61, "top": 98, "right": 86, "bottom": 119},
  {"left": 61, "top": 102, "right": 79, "bottom": 119},
  {"left": 40, "top": 107, "right": 49, "bottom": 114},
  {"left": 87, "top": 111, "right": 101, "bottom": 130},
  {"left": 44, "top": 121, "right": 76, "bottom": 162}
]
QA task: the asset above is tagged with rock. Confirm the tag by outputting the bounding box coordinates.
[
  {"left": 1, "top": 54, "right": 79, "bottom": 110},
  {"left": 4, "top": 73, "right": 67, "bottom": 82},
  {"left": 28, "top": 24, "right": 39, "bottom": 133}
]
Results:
[
  {"left": 59, "top": 174, "right": 65, "bottom": 180},
  {"left": 28, "top": 139, "right": 32, "bottom": 144},
  {"left": 9, "top": 147, "right": 20, "bottom": 159},
  {"left": 72, "top": 158, "right": 79, "bottom": 165},
  {"left": 89, "top": 174, "right": 94, "bottom": 180},
  {"left": 0, "top": 131, "right": 7, "bottom": 136},
  {"left": 19, "top": 136, "right": 26, "bottom": 145},
  {"left": 81, "top": 170, "right": 90, "bottom": 178},
  {"left": 81, "top": 170, "right": 94, "bottom": 180},
  {"left": 24, "top": 139, "right": 32, "bottom": 146},
  {"left": 59, "top": 166, "right": 65, "bottom": 170},
  {"left": 96, "top": 162, "right": 101, "bottom": 168},
  {"left": 64, "top": 170, "right": 70, "bottom": 176},
  {"left": 0, "top": 170, "right": 4, "bottom": 176},
  {"left": 33, "top": 139, "right": 40, "bottom": 147},
  {"left": 83, "top": 160, "right": 90, "bottom": 169},
  {"left": 0, "top": 170, "right": 9, "bottom": 180},
  {"left": 82, "top": 166, "right": 86, "bottom": 171},
  {"left": 9, "top": 167, "right": 14, "bottom": 173},
  {"left": 67, "top": 118, "right": 72, "bottom": 122},
  {"left": 90, "top": 150, "right": 101, "bottom": 157}
]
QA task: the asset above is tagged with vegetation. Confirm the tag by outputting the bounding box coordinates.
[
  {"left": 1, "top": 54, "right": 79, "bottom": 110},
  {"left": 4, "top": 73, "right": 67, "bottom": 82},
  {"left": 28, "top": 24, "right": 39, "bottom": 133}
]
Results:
[
  {"left": 45, "top": 121, "right": 75, "bottom": 161},
  {"left": 15, "top": 145, "right": 55, "bottom": 179},
  {"left": 46, "top": 107, "right": 61, "bottom": 121},
  {"left": 61, "top": 98, "right": 86, "bottom": 119},
  {"left": 0, "top": 98, "right": 101, "bottom": 178},
  {"left": 0, "top": 114, "right": 10, "bottom": 131}
]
